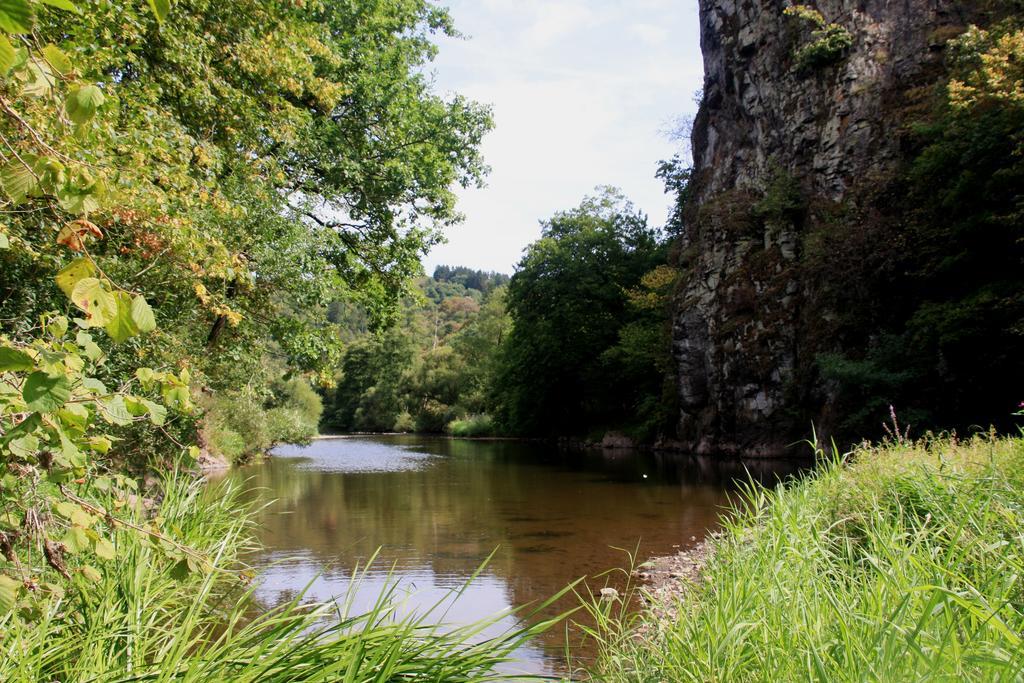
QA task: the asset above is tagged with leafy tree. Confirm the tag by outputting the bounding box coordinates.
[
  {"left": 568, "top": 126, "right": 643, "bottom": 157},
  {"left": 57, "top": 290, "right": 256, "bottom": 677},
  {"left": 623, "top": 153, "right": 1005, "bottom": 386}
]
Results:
[
  {"left": 495, "top": 188, "right": 666, "bottom": 436},
  {"left": 0, "top": 0, "right": 490, "bottom": 613}
]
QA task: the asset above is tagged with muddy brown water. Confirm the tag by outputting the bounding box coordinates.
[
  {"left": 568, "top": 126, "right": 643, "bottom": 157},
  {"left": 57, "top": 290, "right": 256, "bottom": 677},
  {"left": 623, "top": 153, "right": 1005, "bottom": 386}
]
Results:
[{"left": 225, "top": 435, "right": 806, "bottom": 677}]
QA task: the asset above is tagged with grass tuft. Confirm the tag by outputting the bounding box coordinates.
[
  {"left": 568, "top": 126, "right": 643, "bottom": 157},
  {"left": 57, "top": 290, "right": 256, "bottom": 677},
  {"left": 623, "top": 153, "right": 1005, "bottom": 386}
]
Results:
[
  {"left": 586, "top": 435, "right": 1024, "bottom": 681},
  {"left": 0, "top": 471, "right": 568, "bottom": 682}
]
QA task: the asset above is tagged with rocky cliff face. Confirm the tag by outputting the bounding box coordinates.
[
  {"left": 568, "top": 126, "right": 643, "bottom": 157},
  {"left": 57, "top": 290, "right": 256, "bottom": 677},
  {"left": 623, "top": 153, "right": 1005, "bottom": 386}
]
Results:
[{"left": 671, "top": 0, "right": 976, "bottom": 456}]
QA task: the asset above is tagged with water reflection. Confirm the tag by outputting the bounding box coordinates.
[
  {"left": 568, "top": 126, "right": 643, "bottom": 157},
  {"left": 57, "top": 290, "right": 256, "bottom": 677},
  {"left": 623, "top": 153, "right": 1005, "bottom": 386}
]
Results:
[{"left": 227, "top": 436, "right": 807, "bottom": 675}]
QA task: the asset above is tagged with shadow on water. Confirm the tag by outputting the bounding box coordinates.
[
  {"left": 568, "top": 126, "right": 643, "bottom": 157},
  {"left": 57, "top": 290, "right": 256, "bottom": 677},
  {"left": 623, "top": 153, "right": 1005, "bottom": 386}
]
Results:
[{"left": 222, "top": 435, "right": 811, "bottom": 676}]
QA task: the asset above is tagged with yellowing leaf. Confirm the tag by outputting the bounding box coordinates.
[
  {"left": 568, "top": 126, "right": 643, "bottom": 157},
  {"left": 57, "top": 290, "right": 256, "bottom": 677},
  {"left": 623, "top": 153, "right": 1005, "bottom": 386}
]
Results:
[
  {"left": 62, "top": 525, "right": 88, "bottom": 554},
  {"left": 94, "top": 538, "right": 115, "bottom": 561},
  {"left": 70, "top": 277, "right": 117, "bottom": 328},
  {"left": 130, "top": 296, "right": 156, "bottom": 333},
  {"left": 0, "top": 34, "right": 15, "bottom": 75},
  {"left": 79, "top": 565, "right": 101, "bottom": 582},
  {"left": 0, "top": 574, "right": 19, "bottom": 615},
  {"left": 0, "top": 160, "right": 37, "bottom": 205},
  {"left": 55, "top": 258, "right": 97, "bottom": 298},
  {"left": 41, "top": 44, "right": 72, "bottom": 76}
]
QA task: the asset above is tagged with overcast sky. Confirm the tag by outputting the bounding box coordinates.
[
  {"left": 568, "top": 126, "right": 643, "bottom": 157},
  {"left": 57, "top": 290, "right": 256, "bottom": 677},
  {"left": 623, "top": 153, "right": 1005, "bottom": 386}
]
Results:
[{"left": 422, "top": 0, "right": 704, "bottom": 275}]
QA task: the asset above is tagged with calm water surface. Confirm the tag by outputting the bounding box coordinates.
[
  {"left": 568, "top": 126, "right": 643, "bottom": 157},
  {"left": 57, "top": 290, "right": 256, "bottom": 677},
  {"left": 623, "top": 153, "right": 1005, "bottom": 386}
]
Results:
[{"left": 225, "top": 435, "right": 804, "bottom": 676}]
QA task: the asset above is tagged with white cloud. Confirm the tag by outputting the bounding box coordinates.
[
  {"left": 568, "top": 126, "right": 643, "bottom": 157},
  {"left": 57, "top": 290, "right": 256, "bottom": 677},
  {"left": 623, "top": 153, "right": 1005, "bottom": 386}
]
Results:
[
  {"left": 424, "top": 0, "right": 704, "bottom": 273},
  {"left": 629, "top": 23, "right": 670, "bottom": 46}
]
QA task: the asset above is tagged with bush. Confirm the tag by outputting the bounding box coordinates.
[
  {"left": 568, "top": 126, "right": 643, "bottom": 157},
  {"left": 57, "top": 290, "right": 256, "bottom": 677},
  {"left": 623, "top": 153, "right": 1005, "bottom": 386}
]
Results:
[
  {"left": 393, "top": 411, "right": 415, "bottom": 432},
  {"left": 446, "top": 414, "right": 496, "bottom": 437},
  {"left": 201, "top": 378, "right": 322, "bottom": 464}
]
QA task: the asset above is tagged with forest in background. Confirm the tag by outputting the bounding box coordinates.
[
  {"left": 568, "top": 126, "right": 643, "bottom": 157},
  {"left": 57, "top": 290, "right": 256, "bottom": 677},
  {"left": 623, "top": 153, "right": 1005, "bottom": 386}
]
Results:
[{"left": 320, "top": 187, "right": 682, "bottom": 442}]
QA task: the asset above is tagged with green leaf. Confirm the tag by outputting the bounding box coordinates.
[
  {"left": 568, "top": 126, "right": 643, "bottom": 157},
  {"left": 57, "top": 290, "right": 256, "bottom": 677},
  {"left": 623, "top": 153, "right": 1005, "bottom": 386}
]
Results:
[
  {"left": 82, "top": 377, "right": 106, "bottom": 394},
  {"left": 8, "top": 434, "right": 39, "bottom": 459},
  {"left": 0, "top": 233, "right": 8, "bottom": 250},
  {"left": 65, "top": 84, "right": 104, "bottom": 124},
  {"left": 146, "top": 0, "right": 170, "bottom": 23},
  {"left": 105, "top": 292, "right": 139, "bottom": 343},
  {"left": 41, "top": 44, "right": 72, "bottom": 76},
  {"left": 37, "top": 0, "right": 77, "bottom": 12},
  {"left": 70, "top": 277, "right": 117, "bottom": 328},
  {"left": 0, "top": 575, "right": 19, "bottom": 615},
  {"left": 161, "top": 384, "right": 190, "bottom": 411},
  {"left": 79, "top": 565, "right": 101, "bottom": 582},
  {"left": 62, "top": 525, "right": 88, "bottom": 554},
  {"left": 0, "top": 160, "right": 37, "bottom": 205},
  {"left": 94, "top": 537, "right": 115, "bottom": 561},
  {"left": 22, "top": 372, "right": 70, "bottom": 412},
  {"left": 22, "top": 57, "right": 54, "bottom": 97},
  {"left": 169, "top": 558, "right": 190, "bottom": 581},
  {"left": 130, "top": 295, "right": 156, "bottom": 333},
  {"left": 142, "top": 399, "right": 167, "bottom": 426},
  {"left": 100, "top": 394, "right": 132, "bottom": 426},
  {"left": 0, "top": 0, "right": 31, "bottom": 33},
  {"left": 124, "top": 395, "right": 147, "bottom": 417},
  {"left": 0, "top": 34, "right": 15, "bottom": 75},
  {"left": 56, "top": 258, "right": 97, "bottom": 298},
  {"left": 0, "top": 345, "right": 33, "bottom": 371}
]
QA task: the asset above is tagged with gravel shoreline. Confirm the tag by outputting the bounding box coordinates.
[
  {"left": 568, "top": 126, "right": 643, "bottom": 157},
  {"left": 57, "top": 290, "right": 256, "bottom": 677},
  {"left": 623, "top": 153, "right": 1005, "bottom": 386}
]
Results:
[{"left": 633, "top": 532, "right": 721, "bottom": 623}]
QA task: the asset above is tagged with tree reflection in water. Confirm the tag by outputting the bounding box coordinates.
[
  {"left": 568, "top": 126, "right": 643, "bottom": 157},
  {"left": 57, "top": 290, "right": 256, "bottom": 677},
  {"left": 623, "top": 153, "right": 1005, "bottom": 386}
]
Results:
[{"left": 222, "top": 436, "right": 809, "bottom": 675}]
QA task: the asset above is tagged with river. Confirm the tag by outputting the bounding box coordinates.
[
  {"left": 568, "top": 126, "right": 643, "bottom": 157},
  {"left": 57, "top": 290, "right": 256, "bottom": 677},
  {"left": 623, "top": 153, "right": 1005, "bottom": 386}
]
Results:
[{"left": 224, "top": 435, "right": 805, "bottom": 676}]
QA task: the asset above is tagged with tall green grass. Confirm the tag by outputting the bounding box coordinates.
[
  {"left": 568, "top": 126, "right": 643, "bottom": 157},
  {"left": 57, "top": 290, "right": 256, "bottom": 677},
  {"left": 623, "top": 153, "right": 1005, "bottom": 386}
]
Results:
[
  {"left": 446, "top": 414, "right": 497, "bottom": 438},
  {"left": 586, "top": 435, "right": 1024, "bottom": 681},
  {"left": 0, "top": 472, "right": 569, "bottom": 682}
]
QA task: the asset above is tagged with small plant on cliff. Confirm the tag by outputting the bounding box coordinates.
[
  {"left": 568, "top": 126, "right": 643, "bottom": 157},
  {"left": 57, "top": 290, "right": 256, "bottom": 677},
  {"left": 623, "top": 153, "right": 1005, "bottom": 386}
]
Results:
[{"left": 784, "top": 5, "right": 853, "bottom": 71}]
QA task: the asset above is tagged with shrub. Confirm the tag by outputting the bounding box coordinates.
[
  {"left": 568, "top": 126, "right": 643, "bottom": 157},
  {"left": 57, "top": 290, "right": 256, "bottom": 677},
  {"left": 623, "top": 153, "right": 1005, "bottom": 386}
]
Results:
[
  {"left": 784, "top": 5, "right": 853, "bottom": 71},
  {"left": 446, "top": 414, "right": 496, "bottom": 437}
]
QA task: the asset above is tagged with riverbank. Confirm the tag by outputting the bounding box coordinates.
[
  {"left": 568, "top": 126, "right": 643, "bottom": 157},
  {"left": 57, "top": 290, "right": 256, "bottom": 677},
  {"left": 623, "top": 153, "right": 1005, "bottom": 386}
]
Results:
[{"left": 592, "top": 434, "right": 1024, "bottom": 681}]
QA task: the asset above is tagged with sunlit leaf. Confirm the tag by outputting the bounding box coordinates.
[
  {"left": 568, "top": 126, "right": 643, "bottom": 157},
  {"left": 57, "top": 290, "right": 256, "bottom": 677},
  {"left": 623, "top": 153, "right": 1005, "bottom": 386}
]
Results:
[
  {"left": 0, "top": 575, "right": 19, "bottom": 615},
  {"left": 130, "top": 296, "right": 156, "bottom": 333},
  {"left": 94, "top": 538, "right": 115, "bottom": 560},
  {"left": 22, "top": 371, "right": 71, "bottom": 412},
  {"left": 55, "top": 258, "right": 97, "bottom": 298},
  {"left": 147, "top": 0, "right": 170, "bottom": 23},
  {"left": 105, "top": 292, "right": 140, "bottom": 343},
  {"left": 41, "top": 44, "right": 72, "bottom": 76},
  {"left": 143, "top": 399, "right": 167, "bottom": 426},
  {"left": 0, "top": 345, "right": 33, "bottom": 371},
  {"left": 0, "top": 34, "right": 15, "bottom": 75},
  {"left": 0, "top": 160, "right": 37, "bottom": 205},
  {"left": 79, "top": 565, "right": 101, "bottom": 582},
  {"left": 65, "top": 84, "right": 105, "bottom": 124},
  {"left": 62, "top": 526, "right": 88, "bottom": 554},
  {"left": 70, "top": 277, "right": 117, "bottom": 328},
  {"left": 100, "top": 394, "right": 133, "bottom": 426},
  {"left": 0, "top": 0, "right": 31, "bottom": 34},
  {"left": 37, "top": 0, "right": 77, "bottom": 12},
  {"left": 23, "top": 57, "right": 55, "bottom": 97}
]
